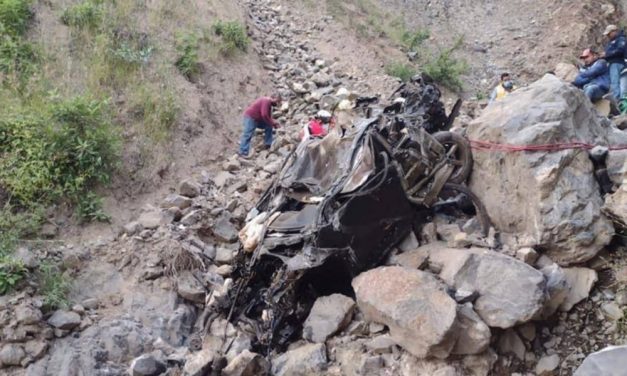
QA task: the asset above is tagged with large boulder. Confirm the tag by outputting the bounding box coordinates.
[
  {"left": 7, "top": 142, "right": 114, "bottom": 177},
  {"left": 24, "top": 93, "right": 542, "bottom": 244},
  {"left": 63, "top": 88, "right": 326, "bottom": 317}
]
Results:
[
  {"left": 467, "top": 74, "right": 614, "bottom": 265},
  {"left": 575, "top": 345, "right": 627, "bottom": 375},
  {"left": 603, "top": 183, "right": 627, "bottom": 227},
  {"left": 427, "top": 245, "right": 546, "bottom": 328},
  {"left": 352, "top": 266, "right": 458, "bottom": 359}
]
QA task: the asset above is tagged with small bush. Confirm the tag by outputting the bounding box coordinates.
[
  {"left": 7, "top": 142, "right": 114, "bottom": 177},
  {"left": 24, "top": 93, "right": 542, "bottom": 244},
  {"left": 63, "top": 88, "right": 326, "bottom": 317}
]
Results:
[
  {"left": 212, "top": 20, "right": 249, "bottom": 55},
  {"left": 0, "top": 0, "right": 32, "bottom": 36},
  {"left": 110, "top": 41, "right": 153, "bottom": 66},
  {"left": 385, "top": 61, "right": 416, "bottom": 82},
  {"left": 401, "top": 29, "right": 429, "bottom": 52},
  {"left": 175, "top": 32, "right": 200, "bottom": 78},
  {"left": 423, "top": 37, "right": 468, "bottom": 91},
  {"left": 76, "top": 191, "right": 109, "bottom": 223},
  {"left": 61, "top": 0, "right": 103, "bottom": 30},
  {"left": 0, "top": 255, "right": 26, "bottom": 294},
  {"left": 38, "top": 262, "right": 70, "bottom": 310}
]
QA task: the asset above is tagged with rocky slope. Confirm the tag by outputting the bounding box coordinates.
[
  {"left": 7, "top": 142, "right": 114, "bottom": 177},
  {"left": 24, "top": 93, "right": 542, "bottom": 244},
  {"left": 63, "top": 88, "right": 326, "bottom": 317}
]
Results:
[{"left": 3, "top": 1, "right": 627, "bottom": 376}]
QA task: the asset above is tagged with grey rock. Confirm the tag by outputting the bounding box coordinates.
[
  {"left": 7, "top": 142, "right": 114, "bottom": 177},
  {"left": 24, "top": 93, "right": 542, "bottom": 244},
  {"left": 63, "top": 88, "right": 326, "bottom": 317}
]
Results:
[
  {"left": 435, "top": 223, "right": 462, "bottom": 242},
  {"left": 366, "top": 334, "right": 396, "bottom": 354},
  {"left": 214, "top": 172, "right": 235, "bottom": 189},
  {"left": 302, "top": 294, "right": 355, "bottom": 343},
  {"left": 163, "top": 304, "right": 196, "bottom": 346},
  {"left": 160, "top": 194, "right": 193, "bottom": 210},
  {"left": 575, "top": 345, "right": 627, "bottom": 375},
  {"left": 0, "top": 344, "right": 26, "bottom": 366},
  {"left": 28, "top": 318, "right": 155, "bottom": 374},
  {"left": 421, "top": 222, "right": 438, "bottom": 243},
  {"left": 311, "top": 72, "right": 330, "bottom": 86},
  {"left": 430, "top": 245, "right": 546, "bottom": 328},
  {"left": 16, "top": 305, "right": 42, "bottom": 325},
  {"left": 184, "top": 348, "right": 214, "bottom": 376},
  {"left": 559, "top": 267, "right": 597, "bottom": 311},
  {"left": 212, "top": 216, "right": 238, "bottom": 243},
  {"left": 138, "top": 211, "right": 162, "bottom": 230},
  {"left": 468, "top": 75, "right": 614, "bottom": 265},
  {"left": 498, "top": 329, "right": 525, "bottom": 360},
  {"left": 271, "top": 343, "right": 327, "bottom": 376},
  {"left": 398, "top": 231, "right": 419, "bottom": 252},
  {"left": 222, "top": 350, "right": 269, "bottom": 376},
  {"left": 215, "top": 247, "right": 235, "bottom": 265},
  {"left": 536, "top": 354, "right": 560, "bottom": 376},
  {"left": 47, "top": 310, "right": 81, "bottom": 330},
  {"left": 518, "top": 323, "right": 536, "bottom": 341},
  {"left": 452, "top": 303, "right": 490, "bottom": 355},
  {"left": 179, "top": 179, "right": 201, "bottom": 198},
  {"left": 538, "top": 263, "right": 569, "bottom": 318},
  {"left": 14, "top": 247, "right": 38, "bottom": 268},
  {"left": 82, "top": 298, "right": 99, "bottom": 310},
  {"left": 601, "top": 302, "right": 623, "bottom": 320},
  {"left": 176, "top": 271, "right": 206, "bottom": 303},
  {"left": 180, "top": 210, "right": 203, "bottom": 226},
  {"left": 603, "top": 184, "right": 627, "bottom": 228},
  {"left": 130, "top": 354, "right": 166, "bottom": 376},
  {"left": 352, "top": 266, "right": 458, "bottom": 359},
  {"left": 515, "top": 247, "right": 538, "bottom": 265},
  {"left": 24, "top": 340, "right": 48, "bottom": 360},
  {"left": 124, "top": 221, "right": 143, "bottom": 236}
]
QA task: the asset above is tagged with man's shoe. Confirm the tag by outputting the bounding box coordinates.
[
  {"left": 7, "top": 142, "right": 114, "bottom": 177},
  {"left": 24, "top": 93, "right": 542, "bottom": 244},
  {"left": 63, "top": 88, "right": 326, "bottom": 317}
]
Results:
[{"left": 238, "top": 152, "right": 251, "bottom": 160}]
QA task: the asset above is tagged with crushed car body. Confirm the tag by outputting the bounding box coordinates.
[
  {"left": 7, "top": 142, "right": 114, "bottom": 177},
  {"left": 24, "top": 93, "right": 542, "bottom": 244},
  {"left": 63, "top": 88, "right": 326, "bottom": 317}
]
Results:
[{"left": 219, "top": 74, "right": 489, "bottom": 355}]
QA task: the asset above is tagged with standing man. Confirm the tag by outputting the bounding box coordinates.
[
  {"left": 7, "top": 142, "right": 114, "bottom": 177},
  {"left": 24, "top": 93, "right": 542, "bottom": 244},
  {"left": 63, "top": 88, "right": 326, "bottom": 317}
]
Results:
[
  {"left": 602, "top": 24, "right": 626, "bottom": 100},
  {"left": 572, "top": 48, "right": 610, "bottom": 102},
  {"left": 488, "top": 73, "right": 517, "bottom": 103},
  {"left": 239, "top": 93, "right": 282, "bottom": 158}
]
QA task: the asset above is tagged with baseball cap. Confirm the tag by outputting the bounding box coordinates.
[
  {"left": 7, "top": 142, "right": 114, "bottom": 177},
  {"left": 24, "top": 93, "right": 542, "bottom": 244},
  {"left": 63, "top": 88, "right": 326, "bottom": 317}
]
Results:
[{"left": 603, "top": 24, "right": 618, "bottom": 36}]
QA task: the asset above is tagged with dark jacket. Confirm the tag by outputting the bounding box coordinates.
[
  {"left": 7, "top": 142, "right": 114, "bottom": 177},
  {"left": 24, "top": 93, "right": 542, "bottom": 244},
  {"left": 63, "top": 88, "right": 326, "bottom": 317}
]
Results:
[
  {"left": 604, "top": 30, "right": 626, "bottom": 64},
  {"left": 572, "top": 58, "right": 610, "bottom": 90}
]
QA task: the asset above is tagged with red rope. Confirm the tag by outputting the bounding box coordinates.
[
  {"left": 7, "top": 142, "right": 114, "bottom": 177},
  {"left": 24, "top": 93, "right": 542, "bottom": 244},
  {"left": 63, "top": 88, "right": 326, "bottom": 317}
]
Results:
[{"left": 468, "top": 139, "right": 627, "bottom": 152}]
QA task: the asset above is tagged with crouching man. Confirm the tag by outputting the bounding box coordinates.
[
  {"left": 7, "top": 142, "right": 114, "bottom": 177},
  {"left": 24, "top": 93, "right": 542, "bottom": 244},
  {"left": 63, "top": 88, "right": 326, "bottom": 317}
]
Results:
[
  {"left": 239, "top": 93, "right": 282, "bottom": 158},
  {"left": 572, "top": 48, "right": 610, "bottom": 102}
]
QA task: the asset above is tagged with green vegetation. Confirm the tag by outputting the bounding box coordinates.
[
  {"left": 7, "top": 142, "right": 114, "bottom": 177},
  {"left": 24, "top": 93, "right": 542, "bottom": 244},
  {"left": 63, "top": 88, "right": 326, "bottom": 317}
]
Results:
[
  {"left": 129, "top": 81, "right": 179, "bottom": 142},
  {"left": 61, "top": 0, "right": 103, "bottom": 30},
  {"left": 175, "top": 32, "right": 200, "bottom": 78},
  {"left": 0, "top": 96, "right": 119, "bottom": 207},
  {"left": 385, "top": 61, "right": 416, "bottom": 82},
  {"left": 325, "top": 0, "right": 467, "bottom": 90},
  {"left": 0, "top": 0, "right": 32, "bottom": 36},
  {"left": 0, "top": 0, "right": 37, "bottom": 85},
  {"left": 423, "top": 37, "right": 468, "bottom": 91},
  {"left": 0, "top": 256, "right": 26, "bottom": 294},
  {"left": 38, "top": 262, "right": 71, "bottom": 310},
  {"left": 401, "top": 29, "right": 430, "bottom": 53},
  {"left": 212, "top": 20, "right": 249, "bottom": 55}
]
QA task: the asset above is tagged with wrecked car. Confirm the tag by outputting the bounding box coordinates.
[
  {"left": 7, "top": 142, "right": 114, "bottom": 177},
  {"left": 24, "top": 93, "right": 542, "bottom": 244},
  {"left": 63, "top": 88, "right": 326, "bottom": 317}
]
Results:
[{"left": 219, "top": 75, "right": 489, "bottom": 355}]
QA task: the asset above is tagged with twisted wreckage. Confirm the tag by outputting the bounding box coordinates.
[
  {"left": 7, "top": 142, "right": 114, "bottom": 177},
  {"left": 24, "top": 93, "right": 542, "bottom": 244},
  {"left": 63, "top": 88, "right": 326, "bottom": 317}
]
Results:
[{"left": 215, "top": 75, "right": 490, "bottom": 356}]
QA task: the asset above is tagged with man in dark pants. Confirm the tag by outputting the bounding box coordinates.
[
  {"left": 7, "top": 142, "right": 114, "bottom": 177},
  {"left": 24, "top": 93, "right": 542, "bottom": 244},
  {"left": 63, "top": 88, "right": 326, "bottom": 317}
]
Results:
[
  {"left": 601, "top": 24, "right": 626, "bottom": 100},
  {"left": 239, "top": 94, "right": 282, "bottom": 158}
]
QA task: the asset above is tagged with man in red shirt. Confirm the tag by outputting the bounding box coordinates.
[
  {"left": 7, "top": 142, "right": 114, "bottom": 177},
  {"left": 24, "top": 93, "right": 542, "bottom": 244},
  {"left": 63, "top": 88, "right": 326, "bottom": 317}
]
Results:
[{"left": 239, "top": 94, "right": 282, "bottom": 158}]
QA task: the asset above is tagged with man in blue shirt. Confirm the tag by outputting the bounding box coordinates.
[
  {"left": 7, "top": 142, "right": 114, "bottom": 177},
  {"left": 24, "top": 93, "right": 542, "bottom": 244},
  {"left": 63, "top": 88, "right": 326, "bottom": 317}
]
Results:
[{"left": 572, "top": 49, "right": 610, "bottom": 102}]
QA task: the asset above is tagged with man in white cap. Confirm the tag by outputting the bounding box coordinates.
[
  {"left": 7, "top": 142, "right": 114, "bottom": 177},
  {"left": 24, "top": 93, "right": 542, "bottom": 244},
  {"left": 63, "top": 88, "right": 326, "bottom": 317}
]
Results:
[{"left": 601, "top": 24, "right": 626, "bottom": 100}]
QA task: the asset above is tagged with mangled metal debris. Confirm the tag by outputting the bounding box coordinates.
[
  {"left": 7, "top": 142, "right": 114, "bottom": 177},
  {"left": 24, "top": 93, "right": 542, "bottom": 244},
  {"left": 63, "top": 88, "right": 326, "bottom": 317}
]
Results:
[{"left": 217, "top": 74, "right": 490, "bottom": 356}]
